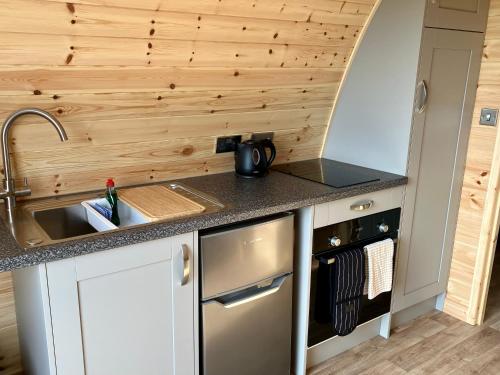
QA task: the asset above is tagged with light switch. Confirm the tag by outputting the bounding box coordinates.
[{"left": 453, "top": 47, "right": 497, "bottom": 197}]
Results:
[{"left": 480, "top": 108, "right": 498, "bottom": 126}]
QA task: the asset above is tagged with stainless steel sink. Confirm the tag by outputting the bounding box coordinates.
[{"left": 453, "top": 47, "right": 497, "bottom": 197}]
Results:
[
  {"left": 1, "top": 182, "right": 224, "bottom": 248},
  {"left": 33, "top": 204, "right": 98, "bottom": 240}
]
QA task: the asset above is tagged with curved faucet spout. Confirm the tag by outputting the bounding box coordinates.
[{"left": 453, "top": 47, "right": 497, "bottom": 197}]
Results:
[{"left": 1, "top": 108, "right": 69, "bottom": 211}]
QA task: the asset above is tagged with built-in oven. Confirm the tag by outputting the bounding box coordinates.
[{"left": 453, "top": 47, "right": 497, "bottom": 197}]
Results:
[{"left": 308, "top": 208, "right": 401, "bottom": 347}]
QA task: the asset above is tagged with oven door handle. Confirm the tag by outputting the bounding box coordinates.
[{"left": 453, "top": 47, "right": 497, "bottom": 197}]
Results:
[
  {"left": 315, "top": 237, "right": 398, "bottom": 263},
  {"left": 213, "top": 274, "right": 290, "bottom": 309}
]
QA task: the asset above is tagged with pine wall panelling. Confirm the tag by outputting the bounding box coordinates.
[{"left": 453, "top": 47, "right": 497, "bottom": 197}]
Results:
[
  {"left": 0, "top": 0, "right": 376, "bottom": 198},
  {"left": 445, "top": 0, "right": 500, "bottom": 324},
  {"left": 0, "top": 0, "right": 377, "bottom": 372}
]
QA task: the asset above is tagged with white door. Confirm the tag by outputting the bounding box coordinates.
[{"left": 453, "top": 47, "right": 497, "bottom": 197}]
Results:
[
  {"left": 46, "top": 233, "right": 195, "bottom": 375},
  {"left": 393, "top": 28, "right": 484, "bottom": 312},
  {"left": 425, "top": 0, "right": 490, "bottom": 32}
]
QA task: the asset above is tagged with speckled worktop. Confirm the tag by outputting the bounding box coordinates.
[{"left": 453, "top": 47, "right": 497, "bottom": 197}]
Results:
[{"left": 0, "top": 167, "right": 407, "bottom": 272}]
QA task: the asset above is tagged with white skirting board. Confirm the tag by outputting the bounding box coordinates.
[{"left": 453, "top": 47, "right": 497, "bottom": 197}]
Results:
[
  {"left": 306, "top": 315, "right": 389, "bottom": 369},
  {"left": 302, "top": 295, "right": 441, "bottom": 372},
  {"left": 391, "top": 296, "right": 438, "bottom": 329},
  {"left": 435, "top": 292, "right": 446, "bottom": 312}
]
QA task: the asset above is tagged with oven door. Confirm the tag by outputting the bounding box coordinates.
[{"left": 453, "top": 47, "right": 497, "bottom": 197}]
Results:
[{"left": 308, "top": 239, "right": 395, "bottom": 347}]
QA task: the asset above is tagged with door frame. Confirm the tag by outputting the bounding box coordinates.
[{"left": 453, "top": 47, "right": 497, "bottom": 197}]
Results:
[{"left": 468, "top": 126, "right": 500, "bottom": 324}]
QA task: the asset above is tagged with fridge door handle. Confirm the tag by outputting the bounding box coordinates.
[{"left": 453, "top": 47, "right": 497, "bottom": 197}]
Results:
[
  {"left": 214, "top": 274, "right": 290, "bottom": 309},
  {"left": 180, "top": 244, "right": 190, "bottom": 286}
]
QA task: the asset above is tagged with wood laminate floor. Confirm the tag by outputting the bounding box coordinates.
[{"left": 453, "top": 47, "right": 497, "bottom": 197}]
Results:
[
  {"left": 309, "top": 251, "right": 500, "bottom": 375},
  {"left": 2, "top": 254, "right": 500, "bottom": 375}
]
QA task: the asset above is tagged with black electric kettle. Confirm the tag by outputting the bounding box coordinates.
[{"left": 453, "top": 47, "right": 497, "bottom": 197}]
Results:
[{"left": 235, "top": 139, "right": 276, "bottom": 178}]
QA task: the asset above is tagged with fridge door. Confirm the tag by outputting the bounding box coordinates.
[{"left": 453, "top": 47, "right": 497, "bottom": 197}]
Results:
[
  {"left": 202, "top": 274, "right": 293, "bottom": 375},
  {"left": 200, "top": 214, "right": 294, "bottom": 300}
]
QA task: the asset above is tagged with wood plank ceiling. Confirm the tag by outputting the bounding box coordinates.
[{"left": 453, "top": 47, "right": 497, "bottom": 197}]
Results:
[{"left": 0, "top": 0, "right": 377, "bottom": 198}]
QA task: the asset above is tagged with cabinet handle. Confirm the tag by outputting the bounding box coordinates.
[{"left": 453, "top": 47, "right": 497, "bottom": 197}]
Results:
[
  {"left": 415, "top": 80, "right": 428, "bottom": 114},
  {"left": 350, "top": 200, "right": 374, "bottom": 211},
  {"left": 181, "top": 244, "right": 190, "bottom": 286}
]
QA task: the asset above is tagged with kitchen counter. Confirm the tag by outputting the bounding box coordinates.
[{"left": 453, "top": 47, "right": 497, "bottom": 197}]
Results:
[{"left": 0, "top": 167, "right": 407, "bottom": 272}]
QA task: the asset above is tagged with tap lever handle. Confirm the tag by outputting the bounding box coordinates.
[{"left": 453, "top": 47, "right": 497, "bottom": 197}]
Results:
[{"left": 14, "top": 177, "right": 31, "bottom": 197}]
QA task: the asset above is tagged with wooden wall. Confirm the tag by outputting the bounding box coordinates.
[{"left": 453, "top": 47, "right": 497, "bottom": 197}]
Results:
[
  {"left": 445, "top": 0, "right": 500, "bottom": 324},
  {"left": 0, "top": 1, "right": 378, "bottom": 373},
  {"left": 0, "top": 0, "right": 376, "bottom": 199}
]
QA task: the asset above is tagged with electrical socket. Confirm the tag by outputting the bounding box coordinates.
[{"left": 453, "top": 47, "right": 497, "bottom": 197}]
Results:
[
  {"left": 215, "top": 135, "right": 242, "bottom": 153},
  {"left": 480, "top": 108, "right": 498, "bottom": 126},
  {"left": 251, "top": 132, "right": 274, "bottom": 141}
]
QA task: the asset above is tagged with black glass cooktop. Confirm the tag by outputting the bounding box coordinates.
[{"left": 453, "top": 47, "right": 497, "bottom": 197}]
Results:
[{"left": 272, "top": 158, "right": 381, "bottom": 188}]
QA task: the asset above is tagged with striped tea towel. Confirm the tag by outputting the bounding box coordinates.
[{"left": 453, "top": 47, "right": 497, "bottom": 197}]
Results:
[
  {"left": 363, "top": 238, "right": 394, "bottom": 300},
  {"left": 330, "top": 248, "right": 365, "bottom": 336}
]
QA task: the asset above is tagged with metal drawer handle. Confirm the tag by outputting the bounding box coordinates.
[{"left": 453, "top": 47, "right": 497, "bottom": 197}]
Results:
[
  {"left": 181, "top": 244, "right": 190, "bottom": 286},
  {"left": 415, "top": 80, "right": 428, "bottom": 114},
  {"left": 350, "top": 200, "right": 374, "bottom": 211},
  {"left": 215, "top": 274, "right": 289, "bottom": 309}
]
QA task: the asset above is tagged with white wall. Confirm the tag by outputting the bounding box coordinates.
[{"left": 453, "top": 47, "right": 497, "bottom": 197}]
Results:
[{"left": 322, "top": 0, "right": 426, "bottom": 176}]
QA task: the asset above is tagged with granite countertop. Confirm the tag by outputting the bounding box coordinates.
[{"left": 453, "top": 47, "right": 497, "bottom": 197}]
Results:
[{"left": 0, "top": 167, "right": 407, "bottom": 272}]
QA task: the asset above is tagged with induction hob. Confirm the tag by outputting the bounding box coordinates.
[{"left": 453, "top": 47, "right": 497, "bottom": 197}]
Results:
[{"left": 271, "top": 158, "right": 381, "bottom": 188}]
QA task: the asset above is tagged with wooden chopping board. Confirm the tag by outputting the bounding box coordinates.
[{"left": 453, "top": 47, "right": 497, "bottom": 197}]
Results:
[{"left": 119, "top": 185, "right": 206, "bottom": 222}]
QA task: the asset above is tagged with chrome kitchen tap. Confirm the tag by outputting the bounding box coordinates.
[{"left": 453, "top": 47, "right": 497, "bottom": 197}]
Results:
[{"left": 0, "top": 108, "right": 68, "bottom": 211}]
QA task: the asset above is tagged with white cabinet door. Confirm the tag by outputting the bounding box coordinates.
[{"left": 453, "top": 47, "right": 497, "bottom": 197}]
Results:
[
  {"left": 424, "top": 0, "right": 490, "bottom": 32},
  {"left": 393, "top": 29, "right": 484, "bottom": 312},
  {"left": 46, "top": 233, "right": 195, "bottom": 375},
  {"left": 425, "top": 0, "right": 490, "bottom": 32}
]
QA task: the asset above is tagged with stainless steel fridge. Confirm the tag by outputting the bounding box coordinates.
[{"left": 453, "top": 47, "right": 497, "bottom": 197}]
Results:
[{"left": 200, "top": 213, "right": 294, "bottom": 375}]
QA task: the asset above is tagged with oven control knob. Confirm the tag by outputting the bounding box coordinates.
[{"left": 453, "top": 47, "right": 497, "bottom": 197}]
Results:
[
  {"left": 329, "top": 236, "right": 341, "bottom": 247},
  {"left": 379, "top": 224, "right": 389, "bottom": 233}
]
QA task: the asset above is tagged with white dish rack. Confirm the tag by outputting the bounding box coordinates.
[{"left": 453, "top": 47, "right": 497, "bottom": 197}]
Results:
[{"left": 81, "top": 198, "right": 149, "bottom": 232}]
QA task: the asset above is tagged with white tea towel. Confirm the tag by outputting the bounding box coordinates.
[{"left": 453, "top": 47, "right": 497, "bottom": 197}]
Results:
[{"left": 363, "top": 238, "right": 394, "bottom": 300}]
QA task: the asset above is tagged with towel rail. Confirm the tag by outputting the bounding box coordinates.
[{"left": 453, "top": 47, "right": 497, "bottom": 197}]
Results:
[{"left": 323, "top": 238, "right": 398, "bottom": 265}]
